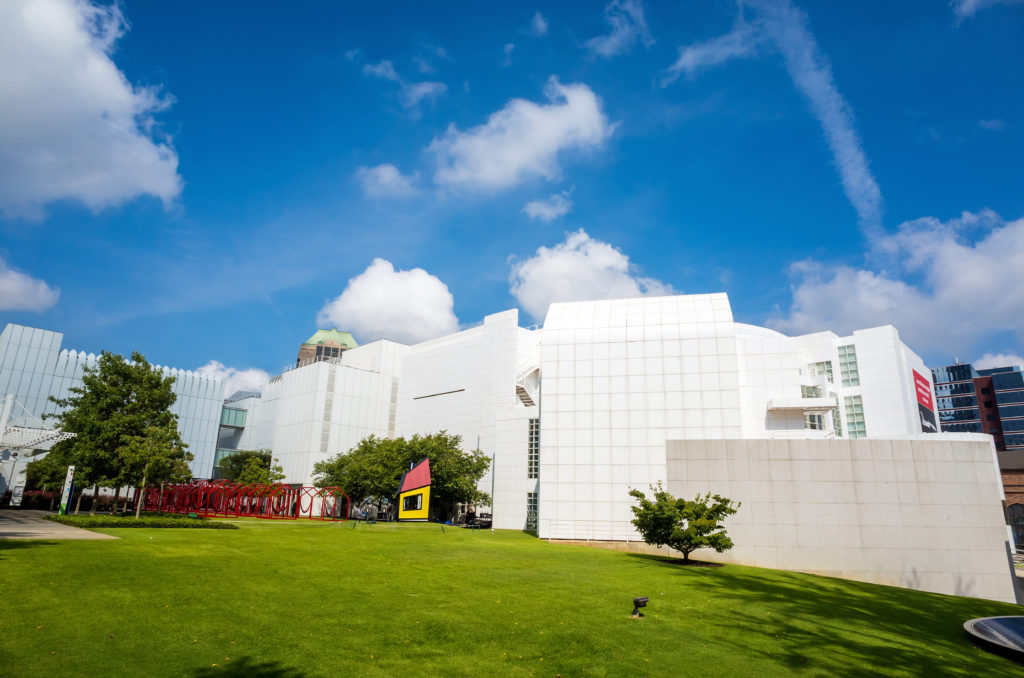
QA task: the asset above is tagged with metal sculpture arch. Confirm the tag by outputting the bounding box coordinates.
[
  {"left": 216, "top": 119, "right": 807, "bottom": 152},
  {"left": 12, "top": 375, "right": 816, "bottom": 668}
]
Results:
[{"left": 135, "top": 480, "right": 349, "bottom": 521}]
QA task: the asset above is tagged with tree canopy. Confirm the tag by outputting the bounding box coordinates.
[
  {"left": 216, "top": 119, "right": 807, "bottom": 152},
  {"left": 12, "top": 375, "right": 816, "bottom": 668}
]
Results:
[
  {"left": 312, "top": 432, "right": 490, "bottom": 519},
  {"left": 235, "top": 455, "right": 286, "bottom": 485},
  {"left": 629, "top": 483, "right": 740, "bottom": 562},
  {"left": 45, "top": 351, "right": 189, "bottom": 512},
  {"left": 215, "top": 449, "right": 273, "bottom": 483}
]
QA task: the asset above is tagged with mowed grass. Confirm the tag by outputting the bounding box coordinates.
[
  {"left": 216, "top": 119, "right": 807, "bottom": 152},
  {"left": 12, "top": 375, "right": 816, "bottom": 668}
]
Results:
[{"left": 1, "top": 521, "right": 1020, "bottom": 677}]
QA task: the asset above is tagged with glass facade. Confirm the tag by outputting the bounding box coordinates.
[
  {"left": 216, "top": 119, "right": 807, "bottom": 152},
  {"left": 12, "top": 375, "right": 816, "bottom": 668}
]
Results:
[
  {"left": 526, "top": 491, "right": 538, "bottom": 530},
  {"left": 807, "top": 361, "right": 834, "bottom": 383},
  {"left": 528, "top": 418, "right": 539, "bottom": 479},
  {"left": 838, "top": 345, "right": 860, "bottom": 387},
  {"left": 220, "top": 407, "right": 246, "bottom": 428},
  {"left": 936, "top": 395, "right": 977, "bottom": 410},
  {"left": 934, "top": 381, "right": 976, "bottom": 396},
  {"left": 939, "top": 409, "right": 981, "bottom": 423},
  {"left": 844, "top": 395, "right": 867, "bottom": 438},
  {"left": 931, "top": 364, "right": 976, "bottom": 384},
  {"left": 801, "top": 385, "right": 822, "bottom": 398},
  {"left": 804, "top": 413, "right": 824, "bottom": 430},
  {"left": 992, "top": 371, "right": 1024, "bottom": 391}
]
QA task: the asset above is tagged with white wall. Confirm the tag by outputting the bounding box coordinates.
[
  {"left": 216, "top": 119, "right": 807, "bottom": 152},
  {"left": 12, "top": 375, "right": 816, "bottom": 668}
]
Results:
[{"left": 664, "top": 436, "right": 1018, "bottom": 604}]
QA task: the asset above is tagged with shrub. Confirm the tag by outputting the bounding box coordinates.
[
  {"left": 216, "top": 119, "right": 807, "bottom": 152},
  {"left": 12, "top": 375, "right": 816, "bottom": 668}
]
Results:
[
  {"left": 629, "top": 483, "right": 740, "bottom": 562},
  {"left": 44, "top": 514, "right": 238, "bottom": 529}
]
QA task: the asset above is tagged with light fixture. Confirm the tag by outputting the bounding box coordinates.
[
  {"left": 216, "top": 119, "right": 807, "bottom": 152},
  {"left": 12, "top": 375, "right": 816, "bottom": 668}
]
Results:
[{"left": 632, "top": 596, "right": 648, "bottom": 618}]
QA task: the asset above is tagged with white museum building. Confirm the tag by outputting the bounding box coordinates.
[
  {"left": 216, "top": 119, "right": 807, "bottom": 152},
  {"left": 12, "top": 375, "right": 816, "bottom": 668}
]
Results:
[{"left": 2, "top": 293, "right": 1017, "bottom": 603}]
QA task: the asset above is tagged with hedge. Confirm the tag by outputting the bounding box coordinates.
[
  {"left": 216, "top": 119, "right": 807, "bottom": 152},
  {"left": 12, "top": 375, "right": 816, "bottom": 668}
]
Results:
[{"left": 44, "top": 514, "right": 239, "bottom": 530}]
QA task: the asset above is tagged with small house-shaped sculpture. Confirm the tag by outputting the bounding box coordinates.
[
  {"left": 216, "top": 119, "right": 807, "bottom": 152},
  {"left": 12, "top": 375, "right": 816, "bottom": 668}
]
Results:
[{"left": 398, "top": 458, "right": 431, "bottom": 521}]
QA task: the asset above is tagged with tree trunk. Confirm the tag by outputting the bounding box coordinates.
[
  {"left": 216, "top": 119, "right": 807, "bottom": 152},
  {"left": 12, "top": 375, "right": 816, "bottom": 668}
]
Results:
[
  {"left": 74, "top": 489, "right": 83, "bottom": 515},
  {"left": 157, "top": 481, "right": 164, "bottom": 515},
  {"left": 112, "top": 486, "right": 122, "bottom": 515},
  {"left": 48, "top": 491, "right": 56, "bottom": 512},
  {"left": 89, "top": 485, "right": 100, "bottom": 515},
  {"left": 135, "top": 472, "right": 146, "bottom": 519}
]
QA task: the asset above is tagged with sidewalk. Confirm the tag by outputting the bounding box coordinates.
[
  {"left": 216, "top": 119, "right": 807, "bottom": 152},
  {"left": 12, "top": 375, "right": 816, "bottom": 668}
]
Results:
[{"left": 0, "top": 509, "right": 118, "bottom": 540}]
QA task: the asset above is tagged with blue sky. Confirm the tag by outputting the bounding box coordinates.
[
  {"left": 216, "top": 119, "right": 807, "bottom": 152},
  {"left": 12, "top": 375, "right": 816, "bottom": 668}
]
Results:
[{"left": 2, "top": 0, "right": 1024, "bottom": 394}]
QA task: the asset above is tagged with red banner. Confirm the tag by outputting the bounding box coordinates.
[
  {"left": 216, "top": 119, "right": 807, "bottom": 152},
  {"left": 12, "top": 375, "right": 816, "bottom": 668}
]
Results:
[{"left": 913, "top": 370, "right": 934, "bottom": 409}]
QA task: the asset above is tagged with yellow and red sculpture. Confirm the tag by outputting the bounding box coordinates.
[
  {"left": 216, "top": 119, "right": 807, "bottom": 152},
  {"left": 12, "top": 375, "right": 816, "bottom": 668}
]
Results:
[{"left": 397, "top": 458, "right": 431, "bottom": 521}]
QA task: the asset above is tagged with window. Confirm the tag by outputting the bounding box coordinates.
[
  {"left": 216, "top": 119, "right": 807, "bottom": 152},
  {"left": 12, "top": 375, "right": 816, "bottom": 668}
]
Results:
[
  {"left": 838, "top": 345, "right": 860, "bottom": 387},
  {"left": 526, "top": 492, "right": 538, "bottom": 530},
  {"left": 528, "top": 418, "right": 540, "bottom": 479},
  {"left": 403, "top": 494, "right": 422, "bottom": 511},
  {"left": 801, "top": 385, "right": 822, "bottom": 398},
  {"left": 832, "top": 395, "right": 843, "bottom": 437},
  {"left": 844, "top": 395, "right": 867, "bottom": 438},
  {"left": 804, "top": 413, "right": 824, "bottom": 430},
  {"left": 808, "top": 361, "right": 834, "bottom": 383}
]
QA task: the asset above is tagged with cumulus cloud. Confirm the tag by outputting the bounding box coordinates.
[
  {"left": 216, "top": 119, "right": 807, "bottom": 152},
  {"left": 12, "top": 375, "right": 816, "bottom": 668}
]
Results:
[
  {"left": 523, "top": 191, "right": 573, "bottom": 221},
  {"left": 354, "top": 164, "right": 420, "bottom": 198},
  {"left": 362, "top": 59, "right": 446, "bottom": 112},
  {"left": 0, "top": 0, "right": 182, "bottom": 219},
  {"left": 664, "top": 0, "right": 883, "bottom": 237},
  {"left": 974, "top": 353, "right": 1024, "bottom": 369},
  {"left": 0, "top": 257, "right": 59, "bottom": 312},
  {"left": 584, "top": 0, "right": 655, "bottom": 58},
  {"left": 317, "top": 259, "right": 460, "bottom": 345},
  {"left": 772, "top": 211, "right": 1024, "bottom": 354},
  {"left": 430, "top": 77, "right": 613, "bottom": 192},
  {"left": 951, "top": 0, "right": 1023, "bottom": 19},
  {"left": 530, "top": 11, "right": 549, "bottom": 36},
  {"left": 509, "top": 229, "right": 675, "bottom": 320},
  {"left": 197, "top": 361, "right": 271, "bottom": 399}
]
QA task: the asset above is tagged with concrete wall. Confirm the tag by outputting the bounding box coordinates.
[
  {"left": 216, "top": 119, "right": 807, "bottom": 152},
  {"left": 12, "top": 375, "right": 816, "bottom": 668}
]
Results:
[{"left": 665, "top": 437, "right": 1018, "bottom": 604}]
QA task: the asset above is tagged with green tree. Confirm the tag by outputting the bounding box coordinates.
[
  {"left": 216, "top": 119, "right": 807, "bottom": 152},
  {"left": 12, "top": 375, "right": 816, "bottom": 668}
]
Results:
[
  {"left": 628, "top": 483, "right": 740, "bottom": 562},
  {"left": 122, "top": 424, "right": 194, "bottom": 517},
  {"left": 25, "top": 446, "right": 72, "bottom": 511},
  {"left": 47, "top": 351, "right": 184, "bottom": 515},
  {"left": 312, "top": 431, "right": 490, "bottom": 520},
  {"left": 235, "top": 455, "right": 286, "bottom": 485},
  {"left": 215, "top": 449, "right": 272, "bottom": 482}
]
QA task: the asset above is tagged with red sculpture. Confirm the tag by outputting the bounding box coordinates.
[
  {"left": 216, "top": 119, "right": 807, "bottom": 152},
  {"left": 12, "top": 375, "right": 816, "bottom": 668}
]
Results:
[{"left": 133, "top": 481, "right": 350, "bottom": 521}]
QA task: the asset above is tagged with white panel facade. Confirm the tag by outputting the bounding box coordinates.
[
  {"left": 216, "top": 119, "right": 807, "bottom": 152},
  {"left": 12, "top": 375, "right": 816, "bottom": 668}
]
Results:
[
  {"left": 664, "top": 437, "right": 1018, "bottom": 604},
  {"left": 0, "top": 324, "right": 222, "bottom": 477}
]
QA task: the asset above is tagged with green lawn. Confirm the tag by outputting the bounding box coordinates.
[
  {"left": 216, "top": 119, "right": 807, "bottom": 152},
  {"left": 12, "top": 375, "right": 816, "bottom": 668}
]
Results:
[{"left": 1, "top": 520, "right": 1019, "bottom": 677}]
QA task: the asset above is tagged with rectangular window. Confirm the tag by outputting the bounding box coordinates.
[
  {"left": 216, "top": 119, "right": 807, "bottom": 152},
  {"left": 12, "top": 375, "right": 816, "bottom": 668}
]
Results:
[
  {"left": 808, "top": 361, "right": 834, "bottom": 383},
  {"left": 526, "top": 492, "right": 538, "bottom": 531},
  {"left": 801, "top": 385, "right": 822, "bottom": 398},
  {"left": 832, "top": 395, "right": 842, "bottom": 437},
  {"left": 403, "top": 494, "right": 422, "bottom": 512},
  {"left": 844, "top": 395, "right": 867, "bottom": 438},
  {"left": 804, "top": 413, "right": 824, "bottom": 430},
  {"left": 838, "top": 345, "right": 860, "bottom": 387},
  {"left": 528, "top": 418, "right": 540, "bottom": 479}
]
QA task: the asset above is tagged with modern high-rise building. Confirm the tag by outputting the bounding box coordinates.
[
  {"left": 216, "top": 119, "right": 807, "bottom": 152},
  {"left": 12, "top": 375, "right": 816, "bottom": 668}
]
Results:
[{"left": 295, "top": 329, "right": 358, "bottom": 367}]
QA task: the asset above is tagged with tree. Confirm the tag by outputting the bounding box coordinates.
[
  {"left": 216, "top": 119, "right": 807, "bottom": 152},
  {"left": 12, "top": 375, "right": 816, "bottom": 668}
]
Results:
[
  {"left": 47, "top": 351, "right": 185, "bottom": 514},
  {"left": 628, "top": 483, "right": 740, "bottom": 562},
  {"left": 235, "top": 455, "right": 286, "bottom": 485},
  {"left": 312, "top": 431, "right": 490, "bottom": 520},
  {"left": 122, "top": 424, "right": 194, "bottom": 517},
  {"left": 25, "top": 446, "right": 72, "bottom": 511},
  {"left": 215, "top": 449, "right": 273, "bottom": 483}
]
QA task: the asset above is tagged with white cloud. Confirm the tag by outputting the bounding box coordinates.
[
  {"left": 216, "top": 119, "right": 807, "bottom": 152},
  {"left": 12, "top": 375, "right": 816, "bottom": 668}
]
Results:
[
  {"left": 584, "top": 0, "right": 655, "bottom": 58},
  {"left": 430, "top": 77, "right": 613, "bottom": 192},
  {"left": 975, "top": 353, "right": 1024, "bottom": 369},
  {"left": 979, "top": 118, "right": 1006, "bottom": 131},
  {"left": 530, "top": 11, "right": 549, "bottom": 37},
  {"left": 951, "top": 0, "right": 1023, "bottom": 19},
  {"left": 363, "top": 59, "right": 400, "bottom": 81},
  {"left": 772, "top": 211, "right": 1024, "bottom": 354},
  {"left": 502, "top": 43, "right": 515, "bottom": 67},
  {"left": 196, "top": 360, "right": 270, "bottom": 400},
  {"left": 362, "top": 59, "right": 446, "bottom": 111},
  {"left": 317, "top": 258, "right": 460, "bottom": 345},
  {"left": 523, "top": 191, "right": 573, "bottom": 221},
  {"left": 664, "top": 0, "right": 883, "bottom": 237},
  {"left": 0, "top": 0, "right": 181, "bottom": 219},
  {"left": 509, "top": 229, "right": 675, "bottom": 320},
  {"left": 354, "top": 164, "right": 420, "bottom": 198},
  {"left": 0, "top": 257, "right": 59, "bottom": 312},
  {"left": 399, "top": 81, "right": 447, "bottom": 108},
  {"left": 661, "top": 20, "right": 762, "bottom": 86}
]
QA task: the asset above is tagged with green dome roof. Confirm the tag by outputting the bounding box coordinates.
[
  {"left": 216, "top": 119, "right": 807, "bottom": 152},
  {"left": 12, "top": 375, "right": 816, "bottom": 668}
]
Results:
[{"left": 302, "top": 329, "right": 358, "bottom": 349}]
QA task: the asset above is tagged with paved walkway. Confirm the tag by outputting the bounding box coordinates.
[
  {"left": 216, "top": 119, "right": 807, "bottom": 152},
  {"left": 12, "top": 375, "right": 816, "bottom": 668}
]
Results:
[{"left": 0, "top": 509, "right": 118, "bottom": 540}]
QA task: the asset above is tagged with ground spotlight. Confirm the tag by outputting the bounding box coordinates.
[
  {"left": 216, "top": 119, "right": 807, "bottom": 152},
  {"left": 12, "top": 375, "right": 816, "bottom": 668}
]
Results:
[{"left": 632, "top": 596, "right": 649, "bottom": 618}]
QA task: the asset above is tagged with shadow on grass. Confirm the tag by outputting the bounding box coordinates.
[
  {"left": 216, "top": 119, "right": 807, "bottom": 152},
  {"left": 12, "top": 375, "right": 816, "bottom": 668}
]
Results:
[
  {"left": 624, "top": 552, "right": 1018, "bottom": 676},
  {"left": 0, "top": 540, "right": 58, "bottom": 558},
  {"left": 189, "top": 657, "right": 307, "bottom": 677}
]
